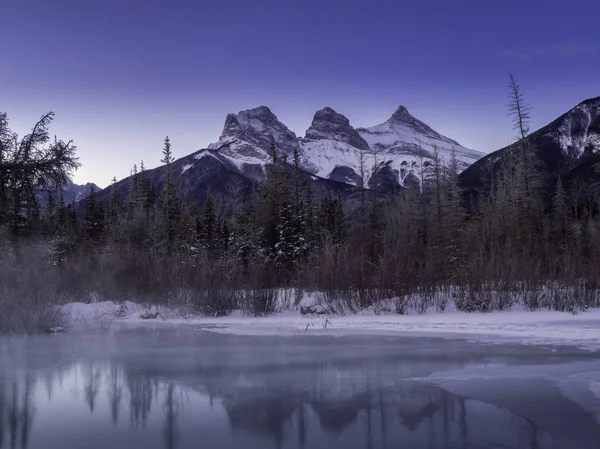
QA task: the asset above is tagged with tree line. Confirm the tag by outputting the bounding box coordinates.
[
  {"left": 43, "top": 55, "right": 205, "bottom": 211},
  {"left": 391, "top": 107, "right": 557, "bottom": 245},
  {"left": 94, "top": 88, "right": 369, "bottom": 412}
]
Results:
[{"left": 2, "top": 76, "right": 599, "bottom": 321}]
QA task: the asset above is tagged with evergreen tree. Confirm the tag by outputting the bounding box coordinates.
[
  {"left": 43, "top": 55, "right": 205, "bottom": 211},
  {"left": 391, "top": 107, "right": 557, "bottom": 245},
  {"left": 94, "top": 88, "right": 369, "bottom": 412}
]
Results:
[
  {"left": 57, "top": 191, "right": 67, "bottom": 234},
  {"left": 160, "top": 136, "right": 180, "bottom": 245},
  {"left": 202, "top": 192, "right": 218, "bottom": 243},
  {"left": 260, "top": 140, "right": 285, "bottom": 253},
  {"left": 138, "top": 160, "right": 155, "bottom": 211},
  {"left": 43, "top": 192, "right": 57, "bottom": 236},
  {"left": 552, "top": 176, "right": 568, "bottom": 243},
  {"left": 84, "top": 184, "right": 104, "bottom": 242},
  {"left": 108, "top": 176, "right": 119, "bottom": 223}
]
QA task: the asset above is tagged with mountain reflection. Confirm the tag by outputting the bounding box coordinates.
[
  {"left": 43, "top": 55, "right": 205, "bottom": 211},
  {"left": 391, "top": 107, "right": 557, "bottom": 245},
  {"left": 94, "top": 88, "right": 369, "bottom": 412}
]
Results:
[{"left": 0, "top": 357, "right": 546, "bottom": 449}]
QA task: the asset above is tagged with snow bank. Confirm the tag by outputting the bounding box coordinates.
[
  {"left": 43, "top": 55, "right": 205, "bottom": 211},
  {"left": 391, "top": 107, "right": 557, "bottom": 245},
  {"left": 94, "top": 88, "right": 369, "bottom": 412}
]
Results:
[
  {"left": 60, "top": 299, "right": 600, "bottom": 350},
  {"left": 196, "top": 309, "right": 600, "bottom": 350}
]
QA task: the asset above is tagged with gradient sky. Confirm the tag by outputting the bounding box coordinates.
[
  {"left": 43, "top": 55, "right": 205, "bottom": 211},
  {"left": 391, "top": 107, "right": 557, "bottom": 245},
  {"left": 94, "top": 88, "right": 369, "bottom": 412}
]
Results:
[{"left": 2, "top": 0, "right": 599, "bottom": 187}]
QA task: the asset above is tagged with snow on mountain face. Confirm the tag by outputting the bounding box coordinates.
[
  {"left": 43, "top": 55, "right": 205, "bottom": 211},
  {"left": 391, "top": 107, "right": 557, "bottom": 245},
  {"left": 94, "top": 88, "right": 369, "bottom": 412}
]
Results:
[
  {"left": 554, "top": 99, "right": 600, "bottom": 161},
  {"left": 299, "top": 105, "right": 483, "bottom": 187},
  {"left": 204, "top": 106, "right": 298, "bottom": 177},
  {"left": 356, "top": 106, "right": 484, "bottom": 186},
  {"left": 63, "top": 181, "right": 99, "bottom": 202},
  {"left": 299, "top": 107, "right": 371, "bottom": 183},
  {"left": 200, "top": 104, "right": 483, "bottom": 188},
  {"left": 304, "top": 107, "right": 370, "bottom": 151}
]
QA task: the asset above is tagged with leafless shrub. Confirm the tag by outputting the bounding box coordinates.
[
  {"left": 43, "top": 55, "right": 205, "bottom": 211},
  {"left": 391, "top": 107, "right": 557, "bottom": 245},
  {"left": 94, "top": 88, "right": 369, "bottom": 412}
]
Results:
[
  {"left": 0, "top": 244, "right": 67, "bottom": 333},
  {"left": 242, "top": 288, "right": 277, "bottom": 316},
  {"left": 187, "top": 289, "right": 240, "bottom": 317}
]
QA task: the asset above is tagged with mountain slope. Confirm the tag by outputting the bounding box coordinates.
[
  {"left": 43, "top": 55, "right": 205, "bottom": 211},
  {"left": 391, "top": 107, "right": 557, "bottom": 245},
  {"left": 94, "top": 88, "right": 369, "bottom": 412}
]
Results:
[
  {"left": 357, "top": 106, "right": 483, "bottom": 185},
  {"left": 62, "top": 181, "right": 100, "bottom": 204},
  {"left": 89, "top": 104, "right": 483, "bottom": 208},
  {"left": 300, "top": 106, "right": 483, "bottom": 189},
  {"left": 204, "top": 106, "right": 299, "bottom": 182},
  {"left": 460, "top": 96, "right": 600, "bottom": 200}
]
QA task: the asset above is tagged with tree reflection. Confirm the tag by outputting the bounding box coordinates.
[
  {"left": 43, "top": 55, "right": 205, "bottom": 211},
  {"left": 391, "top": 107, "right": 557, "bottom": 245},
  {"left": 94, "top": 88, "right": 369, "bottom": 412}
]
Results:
[
  {"left": 107, "top": 365, "right": 123, "bottom": 426},
  {"left": 0, "top": 378, "right": 34, "bottom": 449},
  {"left": 126, "top": 373, "right": 155, "bottom": 428},
  {"left": 83, "top": 365, "right": 101, "bottom": 414},
  {"left": 163, "top": 382, "right": 179, "bottom": 449},
  {"left": 0, "top": 350, "right": 556, "bottom": 449}
]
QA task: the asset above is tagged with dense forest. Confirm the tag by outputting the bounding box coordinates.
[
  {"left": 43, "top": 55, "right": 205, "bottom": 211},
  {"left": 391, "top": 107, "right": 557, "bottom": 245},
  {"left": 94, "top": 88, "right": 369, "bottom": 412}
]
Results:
[{"left": 1, "top": 83, "right": 600, "bottom": 333}]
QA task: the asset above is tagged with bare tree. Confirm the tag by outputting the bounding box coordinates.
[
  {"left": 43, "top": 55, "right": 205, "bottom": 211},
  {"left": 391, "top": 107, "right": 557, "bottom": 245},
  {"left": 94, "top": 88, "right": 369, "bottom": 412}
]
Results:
[
  {"left": 507, "top": 73, "right": 532, "bottom": 140},
  {"left": 0, "top": 112, "right": 79, "bottom": 233}
]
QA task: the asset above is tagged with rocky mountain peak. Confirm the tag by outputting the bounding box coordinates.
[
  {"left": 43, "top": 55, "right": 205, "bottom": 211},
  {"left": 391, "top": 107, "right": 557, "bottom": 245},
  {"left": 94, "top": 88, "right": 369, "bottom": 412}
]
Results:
[
  {"left": 389, "top": 105, "right": 412, "bottom": 123},
  {"left": 221, "top": 106, "right": 282, "bottom": 135},
  {"left": 305, "top": 107, "right": 369, "bottom": 151},
  {"left": 210, "top": 106, "right": 298, "bottom": 162},
  {"left": 551, "top": 96, "right": 600, "bottom": 160},
  {"left": 386, "top": 104, "right": 454, "bottom": 143}
]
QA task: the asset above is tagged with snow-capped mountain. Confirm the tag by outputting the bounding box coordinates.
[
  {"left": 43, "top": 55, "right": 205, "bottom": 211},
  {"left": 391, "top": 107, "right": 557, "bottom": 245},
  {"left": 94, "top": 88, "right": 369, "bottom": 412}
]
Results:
[
  {"left": 299, "top": 107, "right": 371, "bottom": 186},
  {"left": 204, "top": 106, "right": 299, "bottom": 181},
  {"left": 38, "top": 181, "right": 99, "bottom": 207},
  {"left": 63, "top": 181, "right": 100, "bottom": 203},
  {"left": 197, "top": 105, "right": 483, "bottom": 189},
  {"left": 357, "top": 106, "right": 484, "bottom": 182},
  {"left": 555, "top": 98, "right": 600, "bottom": 161},
  {"left": 88, "top": 96, "right": 600, "bottom": 211},
  {"left": 460, "top": 96, "right": 600, "bottom": 197}
]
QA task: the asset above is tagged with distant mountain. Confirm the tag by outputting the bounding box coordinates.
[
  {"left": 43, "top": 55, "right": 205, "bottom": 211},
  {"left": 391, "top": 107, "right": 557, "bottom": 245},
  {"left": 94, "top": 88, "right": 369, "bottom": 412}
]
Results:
[
  {"left": 62, "top": 181, "right": 99, "bottom": 204},
  {"left": 198, "top": 105, "right": 482, "bottom": 188},
  {"left": 89, "top": 105, "right": 483, "bottom": 208},
  {"left": 460, "top": 96, "right": 600, "bottom": 202},
  {"left": 38, "top": 181, "right": 99, "bottom": 207}
]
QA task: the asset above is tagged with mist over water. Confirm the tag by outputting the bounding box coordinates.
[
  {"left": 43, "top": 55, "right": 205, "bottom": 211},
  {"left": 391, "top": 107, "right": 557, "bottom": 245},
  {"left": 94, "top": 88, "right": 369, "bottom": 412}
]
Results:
[{"left": 1, "top": 328, "right": 599, "bottom": 449}]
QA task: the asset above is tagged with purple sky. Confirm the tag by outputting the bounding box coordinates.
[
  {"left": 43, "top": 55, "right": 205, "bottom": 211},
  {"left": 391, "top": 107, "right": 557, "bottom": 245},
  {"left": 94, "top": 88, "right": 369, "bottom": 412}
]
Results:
[{"left": 2, "top": 0, "right": 599, "bottom": 187}]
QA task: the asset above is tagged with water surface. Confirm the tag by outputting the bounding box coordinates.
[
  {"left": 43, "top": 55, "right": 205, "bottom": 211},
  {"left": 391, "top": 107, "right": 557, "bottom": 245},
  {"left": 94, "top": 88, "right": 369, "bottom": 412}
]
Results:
[{"left": 1, "top": 327, "right": 599, "bottom": 449}]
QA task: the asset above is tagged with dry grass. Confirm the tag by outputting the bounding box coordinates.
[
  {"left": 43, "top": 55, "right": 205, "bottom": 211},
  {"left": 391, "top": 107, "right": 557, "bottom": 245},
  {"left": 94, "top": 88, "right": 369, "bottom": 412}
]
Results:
[{"left": 0, "top": 243, "right": 67, "bottom": 333}]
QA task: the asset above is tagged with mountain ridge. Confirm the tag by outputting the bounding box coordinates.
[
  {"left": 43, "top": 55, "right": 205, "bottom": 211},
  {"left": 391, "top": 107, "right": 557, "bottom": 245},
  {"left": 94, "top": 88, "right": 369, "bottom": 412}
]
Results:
[
  {"left": 200, "top": 104, "right": 483, "bottom": 190},
  {"left": 459, "top": 95, "right": 600, "bottom": 201}
]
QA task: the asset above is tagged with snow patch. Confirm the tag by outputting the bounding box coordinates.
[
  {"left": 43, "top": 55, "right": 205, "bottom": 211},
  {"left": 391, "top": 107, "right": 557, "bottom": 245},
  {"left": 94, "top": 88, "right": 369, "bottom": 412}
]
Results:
[{"left": 59, "top": 299, "right": 600, "bottom": 350}]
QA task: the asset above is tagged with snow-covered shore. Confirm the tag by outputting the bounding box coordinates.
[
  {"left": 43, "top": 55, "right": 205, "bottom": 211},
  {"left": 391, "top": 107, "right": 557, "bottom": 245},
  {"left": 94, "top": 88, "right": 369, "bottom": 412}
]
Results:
[{"left": 61, "top": 300, "right": 600, "bottom": 351}]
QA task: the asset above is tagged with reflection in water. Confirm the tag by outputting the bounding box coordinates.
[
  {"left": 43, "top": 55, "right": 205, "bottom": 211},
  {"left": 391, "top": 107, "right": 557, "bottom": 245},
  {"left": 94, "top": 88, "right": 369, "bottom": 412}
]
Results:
[
  {"left": 0, "top": 357, "right": 548, "bottom": 449},
  {"left": 0, "top": 378, "right": 34, "bottom": 449}
]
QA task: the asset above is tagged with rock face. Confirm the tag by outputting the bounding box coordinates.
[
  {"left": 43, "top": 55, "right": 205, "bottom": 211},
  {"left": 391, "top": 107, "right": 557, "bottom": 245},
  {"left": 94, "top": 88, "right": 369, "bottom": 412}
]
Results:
[
  {"left": 299, "top": 105, "right": 482, "bottom": 189},
  {"left": 460, "top": 96, "right": 600, "bottom": 201},
  {"left": 38, "top": 181, "right": 100, "bottom": 207},
  {"left": 179, "top": 104, "right": 483, "bottom": 193},
  {"left": 304, "top": 107, "right": 370, "bottom": 152},
  {"left": 62, "top": 182, "right": 100, "bottom": 203},
  {"left": 356, "top": 105, "right": 483, "bottom": 187},
  {"left": 88, "top": 103, "right": 484, "bottom": 208},
  {"left": 206, "top": 106, "right": 299, "bottom": 181},
  {"left": 80, "top": 97, "right": 600, "bottom": 213}
]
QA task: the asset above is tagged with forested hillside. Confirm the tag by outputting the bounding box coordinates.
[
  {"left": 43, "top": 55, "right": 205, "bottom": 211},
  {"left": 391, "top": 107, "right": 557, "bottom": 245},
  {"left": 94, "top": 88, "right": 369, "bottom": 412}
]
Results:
[{"left": 2, "top": 84, "right": 600, "bottom": 333}]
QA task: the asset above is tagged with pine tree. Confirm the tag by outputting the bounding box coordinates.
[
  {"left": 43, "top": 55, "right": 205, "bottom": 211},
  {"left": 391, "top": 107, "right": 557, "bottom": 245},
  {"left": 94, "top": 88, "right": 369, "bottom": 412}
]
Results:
[
  {"left": 552, "top": 176, "right": 568, "bottom": 243},
  {"left": 333, "top": 195, "right": 345, "bottom": 245},
  {"left": 43, "top": 192, "right": 57, "bottom": 236},
  {"left": 138, "top": 160, "right": 154, "bottom": 211},
  {"left": 108, "top": 177, "right": 119, "bottom": 222},
  {"left": 160, "top": 136, "right": 180, "bottom": 245},
  {"left": 292, "top": 147, "right": 302, "bottom": 215},
  {"left": 444, "top": 149, "right": 466, "bottom": 278},
  {"left": 202, "top": 192, "right": 218, "bottom": 243},
  {"left": 303, "top": 181, "right": 315, "bottom": 250},
  {"left": 68, "top": 200, "right": 78, "bottom": 232},
  {"left": 57, "top": 191, "right": 67, "bottom": 234},
  {"left": 84, "top": 184, "right": 104, "bottom": 242},
  {"left": 261, "top": 139, "right": 285, "bottom": 253}
]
